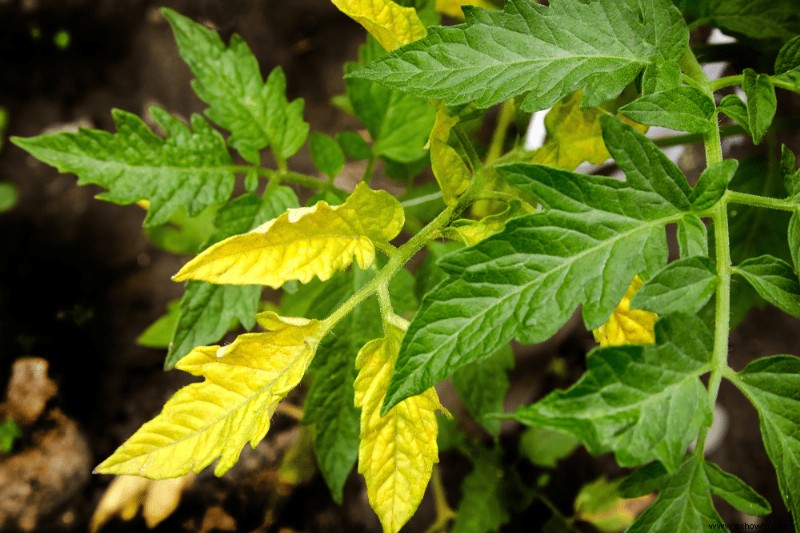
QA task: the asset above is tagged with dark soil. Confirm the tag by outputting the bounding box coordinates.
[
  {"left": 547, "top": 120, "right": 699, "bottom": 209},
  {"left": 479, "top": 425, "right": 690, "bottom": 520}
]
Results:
[{"left": 0, "top": 1, "right": 797, "bottom": 532}]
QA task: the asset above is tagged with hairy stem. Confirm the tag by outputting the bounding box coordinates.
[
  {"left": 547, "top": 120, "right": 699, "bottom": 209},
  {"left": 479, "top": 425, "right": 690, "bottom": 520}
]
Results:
[
  {"left": 726, "top": 190, "right": 796, "bottom": 211},
  {"left": 320, "top": 203, "right": 458, "bottom": 336},
  {"left": 231, "top": 165, "right": 327, "bottom": 190}
]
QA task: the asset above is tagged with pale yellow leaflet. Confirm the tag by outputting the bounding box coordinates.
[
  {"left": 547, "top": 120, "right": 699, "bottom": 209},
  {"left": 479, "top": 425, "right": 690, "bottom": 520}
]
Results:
[
  {"left": 530, "top": 91, "right": 611, "bottom": 171},
  {"left": 332, "top": 0, "right": 427, "bottom": 51},
  {"left": 355, "top": 322, "right": 442, "bottom": 533},
  {"left": 428, "top": 106, "right": 472, "bottom": 206},
  {"left": 593, "top": 276, "right": 657, "bottom": 346},
  {"left": 443, "top": 200, "right": 529, "bottom": 245},
  {"left": 95, "top": 313, "right": 323, "bottom": 478},
  {"left": 174, "top": 183, "right": 404, "bottom": 288},
  {"left": 435, "top": 0, "right": 497, "bottom": 19},
  {"left": 89, "top": 474, "right": 194, "bottom": 532}
]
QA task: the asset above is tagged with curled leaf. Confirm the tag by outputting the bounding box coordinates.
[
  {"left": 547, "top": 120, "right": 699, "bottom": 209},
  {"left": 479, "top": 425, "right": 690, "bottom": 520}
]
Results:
[{"left": 174, "top": 183, "right": 404, "bottom": 287}]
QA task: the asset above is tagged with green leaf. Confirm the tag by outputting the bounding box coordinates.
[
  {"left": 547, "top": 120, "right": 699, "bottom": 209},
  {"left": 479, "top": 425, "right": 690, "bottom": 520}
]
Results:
[
  {"left": 414, "top": 241, "right": 462, "bottom": 302},
  {"left": 145, "top": 205, "right": 218, "bottom": 255},
  {"left": 0, "top": 419, "right": 22, "bottom": 453},
  {"left": 163, "top": 8, "right": 308, "bottom": 163},
  {"left": 782, "top": 145, "right": 800, "bottom": 199},
  {"left": 717, "top": 95, "right": 752, "bottom": 139},
  {"left": 349, "top": 0, "right": 688, "bottom": 112},
  {"left": 452, "top": 447, "right": 510, "bottom": 533},
  {"left": 310, "top": 132, "right": 345, "bottom": 179},
  {"left": 619, "top": 86, "right": 715, "bottom": 133},
  {"left": 704, "top": 461, "right": 771, "bottom": 516},
  {"left": 166, "top": 187, "right": 299, "bottom": 368},
  {"left": 0, "top": 182, "right": 18, "bottom": 213},
  {"left": 690, "top": 159, "right": 736, "bottom": 211},
  {"left": 383, "top": 118, "right": 688, "bottom": 412},
  {"left": 618, "top": 461, "right": 669, "bottom": 498},
  {"left": 743, "top": 69, "right": 777, "bottom": 145},
  {"left": 137, "top": 300, "right": 180, "bottom": 349},
  {"left": 775, "top": 35, "right": 800, "bottom": 75},
  {"left": 676, "top": 215, "right": 708, "bottom": 259},
  {"left": 627, "top": 455, "right": 722, "bottom": 532},
  {"left": 345, "top": 38, "right": 435, "bottom": 163},
  {"left": 12, "top": 108, "right": 234, "bottom": 227},
  {"left": 515, "top": 314, "right": 712, "bottom": 472},
  {"left": 695, "top": 0, "right": 800, "bottom": 41},
  {"left": 789, "top": 211, "right": 800, "bottom": 273},
  {"left": 734, "top": 255, "right": 800, "bottom": 319},
  {"left": 631, "top": 256, "right": 717, "bottom": 315},
  {"left": 337, "top": 131, "right": 373, "bottom": 160},
  {"left": 303, "top": 345, "right": 360, "bottom": 503},
  {"left": 519, "top": 426, "right": 579, "bottom": 469},
  {"left": 452, "top": 345, "right": 514, "bottom": 436},
  {"left": 732, "top": 355, "right": 800, "bottom": 529}
]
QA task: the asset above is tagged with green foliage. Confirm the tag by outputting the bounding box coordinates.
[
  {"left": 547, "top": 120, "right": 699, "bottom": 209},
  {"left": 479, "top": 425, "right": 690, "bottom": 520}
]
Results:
[
  {"left": 14, "top": 2, "right": 800, "bottom": 531},
  {"left": 351, "top": 0, "right": 687, "bottom": 111},
  {"left": 0, "top": 419, "right": 22, "bottom": 453}
]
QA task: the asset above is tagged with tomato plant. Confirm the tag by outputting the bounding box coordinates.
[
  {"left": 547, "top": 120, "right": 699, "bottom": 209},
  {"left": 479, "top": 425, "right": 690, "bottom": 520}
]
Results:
[{"left": 12, "top": 0, "right": 800, "bottom": 531}]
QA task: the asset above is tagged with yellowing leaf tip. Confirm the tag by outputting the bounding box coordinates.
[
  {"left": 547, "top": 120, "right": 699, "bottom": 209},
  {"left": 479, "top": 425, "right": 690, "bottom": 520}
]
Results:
[{"left": 332, "top": 0, "right": 427, "bottom": 52}]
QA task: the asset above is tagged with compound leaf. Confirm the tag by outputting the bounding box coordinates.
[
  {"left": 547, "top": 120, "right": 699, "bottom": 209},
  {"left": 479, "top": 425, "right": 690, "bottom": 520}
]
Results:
[
  {"left": 631, "top": 256, "right": 717, "bottom": 315},
  {"left": 332, "top": 0, "right": 427, "bottom": 52},
  {"left": 627, "top": 455, "right": 722, "bottom": 532},
  {"left": 350, "top": 0, "right": 688, "bottom": 111},
  {"left": 355, "top": 323, "right": 441, "bottom": 533},
  {"left": 12, "top": 108, "right": 234, "bottom": 227},
  {"left": 731, "top": 355, "right": 800, "bottom": 530},
  {"left": 735, "top": 255, "right": 800, "bottom": 319},
  {"left": 619, "top": 86, "right": 715, "bottom": 133},
  {"left": 174, "top": 183, "right": 404, "bottom": 287},
  {"left": 694, "top": 0, "right": 800, "bottom": 41},
  {"left": 515, "top": 314, "right": 713, "bottom": 472},
  {"left": 163, "top": 8, "right": 308, "bottom": 163},
  {"left": 95, "top": 313, "right": 323, "bottom": 478},
  {"left": 383, "top": 118, "right": 687, "bottom": 411}
]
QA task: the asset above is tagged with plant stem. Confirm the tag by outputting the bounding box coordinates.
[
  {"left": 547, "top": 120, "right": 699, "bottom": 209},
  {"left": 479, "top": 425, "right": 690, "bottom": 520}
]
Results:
[
  {"left": 362, "top": 155, "right": 377, "bottom": 184},
  {"left": 726, "top": 191, "right": 796, "bottom": 211},
  {"left": 486, "top": 100, "right": 516, "bottom": 164},
  {"left": 709, "top": 75, "right": 743, "bottom": 92},
  {"left": 320, "top": 204, "right": 458, "bottom": 336},
  {"left": 231, "top": 165, "right": 327, "bottom": 190},
  {"left": 424, "top": 465, "right": 456, "bottom": 533},
  {"left": 702, "top": 118, "right": 723, "bottom": 167},
  {"left": 680, "top": 48, "right": 712, "bottom": 95}
]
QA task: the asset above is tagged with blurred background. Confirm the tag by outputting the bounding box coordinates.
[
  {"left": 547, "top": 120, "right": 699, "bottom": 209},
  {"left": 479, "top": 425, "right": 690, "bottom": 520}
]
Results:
[{"left": 0, "top": 1, "right": 798, "bottom": 532}]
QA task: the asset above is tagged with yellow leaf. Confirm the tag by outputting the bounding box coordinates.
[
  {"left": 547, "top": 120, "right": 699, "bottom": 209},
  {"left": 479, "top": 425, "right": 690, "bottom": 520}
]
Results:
[
  {"left": 531, "top": 91, "right": 649, "bottom": 171},
  {"left": 95, "top": 313, "right": 323, "bottom": 478},
  {"left": 355, "top": 322, "right": 441, "bottom": 533},
  {"left": 332, "top": 0, "right": 427, "bottom": 52},
  {"left": 593, "top": 276, "right": 657, "bottom": 346},
  {"left": 435, "top": 0, "right": 497, "bottom": 19},
  {"left": 174, "top": 183, "right": 404, "bottom": 288},
  {"left": 89, "top": 474, "right": 195, "bottom": 532},
  {"left": 574, "top": 477, "right": 655, "bottom": 533},
  {"left": 530, "top": 91, "right": 611, "bottom": 171},
  {"left": 428, "top": 106, "right": 472, "bottom": 205},
  {"left": 443, "top": 200, "right": 529, "bottom": 245}
]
